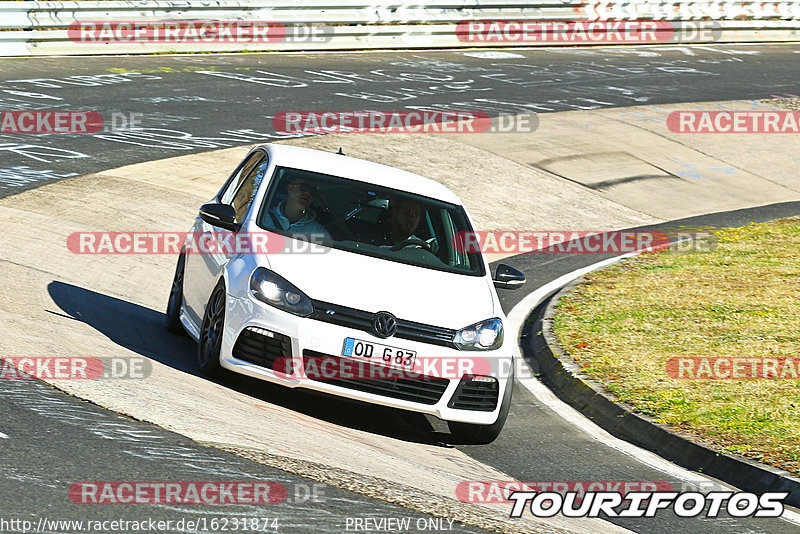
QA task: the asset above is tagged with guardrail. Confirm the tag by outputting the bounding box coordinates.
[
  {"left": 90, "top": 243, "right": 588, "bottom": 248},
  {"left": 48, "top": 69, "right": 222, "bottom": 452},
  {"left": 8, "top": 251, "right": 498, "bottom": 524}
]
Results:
[{"left": 1, "top": 1, "right": 799, "bottom": 57}]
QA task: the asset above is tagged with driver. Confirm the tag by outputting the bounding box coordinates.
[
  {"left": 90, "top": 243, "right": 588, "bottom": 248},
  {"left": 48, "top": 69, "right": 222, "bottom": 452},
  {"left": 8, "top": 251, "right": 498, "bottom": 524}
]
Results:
[
  {"left": 379, "top": 197, "right": 423, "bottom": 247},
  {"left": 266, "top": 178, "right": 330, "bottom": 241}
]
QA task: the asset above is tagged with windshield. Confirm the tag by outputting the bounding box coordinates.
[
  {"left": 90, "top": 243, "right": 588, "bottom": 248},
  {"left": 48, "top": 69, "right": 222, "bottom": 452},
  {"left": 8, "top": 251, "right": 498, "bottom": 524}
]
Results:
[{"left": 257, "top": 166, "right": 485, "bottom": 277}]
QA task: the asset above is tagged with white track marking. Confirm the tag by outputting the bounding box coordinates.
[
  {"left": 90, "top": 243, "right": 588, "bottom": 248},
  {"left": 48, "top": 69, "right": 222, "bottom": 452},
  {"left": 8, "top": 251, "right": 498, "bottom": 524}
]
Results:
[
  {"left": 462, "top": 51, "right": 525, "bottom": 59},
  {"left": 507, "top": 253, "right": 800, "bottom": 524}
]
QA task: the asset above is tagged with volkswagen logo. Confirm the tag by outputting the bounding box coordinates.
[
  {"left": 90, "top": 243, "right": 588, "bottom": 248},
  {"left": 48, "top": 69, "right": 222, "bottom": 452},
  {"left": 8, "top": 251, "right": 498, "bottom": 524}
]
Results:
[{"left": 372, "top": 312, "right": 398, "bottom": 338}]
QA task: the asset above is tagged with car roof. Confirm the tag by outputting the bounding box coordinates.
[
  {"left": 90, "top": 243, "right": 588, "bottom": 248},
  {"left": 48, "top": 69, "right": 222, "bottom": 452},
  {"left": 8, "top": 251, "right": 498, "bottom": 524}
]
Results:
[{"left": 261, "top": 143, "right": 462, "bottom": 205}]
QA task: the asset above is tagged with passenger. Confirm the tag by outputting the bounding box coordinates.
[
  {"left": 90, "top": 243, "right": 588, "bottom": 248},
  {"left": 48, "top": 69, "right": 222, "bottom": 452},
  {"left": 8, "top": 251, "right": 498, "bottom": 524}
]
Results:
[{"left": 266, "top": 178, "right": 330, "bottom": 241}]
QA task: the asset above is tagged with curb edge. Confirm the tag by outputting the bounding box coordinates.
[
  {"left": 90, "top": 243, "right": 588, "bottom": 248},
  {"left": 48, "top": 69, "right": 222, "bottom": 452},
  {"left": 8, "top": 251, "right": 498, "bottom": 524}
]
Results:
[{"left": 522, "top": 277, "right": 800, "bottom": 508}]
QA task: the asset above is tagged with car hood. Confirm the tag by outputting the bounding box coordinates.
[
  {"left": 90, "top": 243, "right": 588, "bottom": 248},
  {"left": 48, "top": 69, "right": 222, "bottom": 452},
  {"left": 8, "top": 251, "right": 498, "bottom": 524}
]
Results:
[{"left": 264, "top": 246, "right": 495, "bottom": 329}]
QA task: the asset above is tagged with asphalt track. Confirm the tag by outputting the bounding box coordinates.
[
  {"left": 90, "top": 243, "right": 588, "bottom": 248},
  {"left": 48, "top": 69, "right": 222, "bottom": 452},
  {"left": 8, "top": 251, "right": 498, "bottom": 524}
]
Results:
[
  {"left": 1, "top": 44, "right": 800, "bottom": 533},
  {"left": 0, "top": 378, "right": 485, "bottom": 533},
  {"left": 2, "top": 44, "right": 800, "bottom": 196}
]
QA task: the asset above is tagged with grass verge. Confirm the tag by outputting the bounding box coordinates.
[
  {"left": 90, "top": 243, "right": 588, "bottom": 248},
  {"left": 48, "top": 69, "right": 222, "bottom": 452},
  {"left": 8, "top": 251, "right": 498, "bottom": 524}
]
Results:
[{"left": 553, "top": 218, "right": 800, "bottom": 475}]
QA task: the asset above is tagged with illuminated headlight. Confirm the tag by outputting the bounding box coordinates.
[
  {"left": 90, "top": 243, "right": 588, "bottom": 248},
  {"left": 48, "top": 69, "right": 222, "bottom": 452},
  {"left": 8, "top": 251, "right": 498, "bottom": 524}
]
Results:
[
  {"left": 454, "top": 318, "right": 503, "bottom": 351},
  {"left": 249, "top": 267, "right": 313, "bottom": 317}
]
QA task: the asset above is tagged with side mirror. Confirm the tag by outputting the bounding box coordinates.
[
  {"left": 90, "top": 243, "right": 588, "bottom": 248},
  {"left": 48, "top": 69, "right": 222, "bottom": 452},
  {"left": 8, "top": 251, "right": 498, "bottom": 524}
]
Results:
[
  {"left": 493, "top": 264, "right": 525, "bottom": 290},
  {"left": 199, "top": 202, "right": 240, "bottom": 232}
]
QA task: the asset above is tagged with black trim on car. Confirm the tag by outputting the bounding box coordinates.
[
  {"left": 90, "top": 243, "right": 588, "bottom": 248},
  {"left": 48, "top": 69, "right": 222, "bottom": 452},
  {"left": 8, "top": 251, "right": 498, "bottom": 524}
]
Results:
[
  {"left": 309, "top": 300, "right": 458, "bottom": 348},
  {"left": 447, "top": 377, "right": 500, "bottom": 412},
  {"left": 302, "top": 350, "right": 449, "bottom": 405},
  {"left": 232, "top": 327, "right": 292, "bottom": 368}
]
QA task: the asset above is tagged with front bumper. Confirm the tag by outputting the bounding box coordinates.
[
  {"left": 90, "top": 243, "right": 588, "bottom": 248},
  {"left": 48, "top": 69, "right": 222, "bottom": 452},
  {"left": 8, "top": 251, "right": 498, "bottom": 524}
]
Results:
[{"left": 220, "top": 292, "right": 513, "bottom": 425}]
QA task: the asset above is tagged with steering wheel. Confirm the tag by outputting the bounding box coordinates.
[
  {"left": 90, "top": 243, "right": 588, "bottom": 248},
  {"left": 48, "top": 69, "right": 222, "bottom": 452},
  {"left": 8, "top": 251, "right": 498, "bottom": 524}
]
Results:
[{"left": 389, "top": 237, "right": 433, "bottom": 252}]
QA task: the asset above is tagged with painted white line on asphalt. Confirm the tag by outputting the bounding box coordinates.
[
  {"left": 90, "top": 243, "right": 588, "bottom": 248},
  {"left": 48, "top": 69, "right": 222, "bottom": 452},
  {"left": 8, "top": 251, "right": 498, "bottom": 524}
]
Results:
[
  {"left": 462, "top": 51, "right": 524, "bottom": 59},
  {"left": 506, "top": 252, "right": 800, "bottom": 525}
]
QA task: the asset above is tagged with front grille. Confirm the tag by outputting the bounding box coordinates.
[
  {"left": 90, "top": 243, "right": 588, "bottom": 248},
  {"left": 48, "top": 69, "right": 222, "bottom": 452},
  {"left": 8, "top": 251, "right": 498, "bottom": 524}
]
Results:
[
  {"left": 309, "top": 300, "right": 457, "bottom": 348},
  {"left": 447, "top": 378, "right": 499, "bottom": 411},
  {"left": 232, "top": 327, "right": 292, "bottom": 369},
  {"left": 302, "top": 350, "right": 449, "bottom": 405}
]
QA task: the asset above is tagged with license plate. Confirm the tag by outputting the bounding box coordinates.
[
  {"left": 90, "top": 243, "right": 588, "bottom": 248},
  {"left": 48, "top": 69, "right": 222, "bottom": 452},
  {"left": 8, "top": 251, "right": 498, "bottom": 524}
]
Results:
[{"left": 342, "top": 338, "right": 416, "bottom": 371}]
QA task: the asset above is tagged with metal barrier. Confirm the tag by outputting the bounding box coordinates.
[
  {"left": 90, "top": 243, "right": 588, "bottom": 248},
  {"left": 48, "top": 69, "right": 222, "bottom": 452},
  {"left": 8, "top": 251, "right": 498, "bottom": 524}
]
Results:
[{"left": 1, "top": 1, "right": 799, "bottom": 56}]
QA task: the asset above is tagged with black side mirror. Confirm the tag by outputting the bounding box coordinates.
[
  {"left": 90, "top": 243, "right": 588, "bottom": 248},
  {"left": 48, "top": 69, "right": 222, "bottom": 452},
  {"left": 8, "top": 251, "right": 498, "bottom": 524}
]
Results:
[
  {"left": 493, "top": 264, "right": 526, "bottom": 290},
  {"left": 199, "top": 202, "right": 240, "bottom": 232}
]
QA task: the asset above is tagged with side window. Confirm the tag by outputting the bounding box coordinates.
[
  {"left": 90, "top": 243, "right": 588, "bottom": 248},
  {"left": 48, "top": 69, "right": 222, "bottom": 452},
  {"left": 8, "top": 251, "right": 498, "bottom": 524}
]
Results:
[{"left": 220, "top": 153, "right": 268, "bottom": 223}]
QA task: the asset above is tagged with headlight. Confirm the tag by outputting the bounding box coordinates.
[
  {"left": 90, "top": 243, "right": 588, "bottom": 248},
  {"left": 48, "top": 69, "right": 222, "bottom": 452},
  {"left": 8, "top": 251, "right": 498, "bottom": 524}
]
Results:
[
  {"left": 454, "top": 318, "right": 503, "bottom": 351},
  {"left": 249, "top": 267, "right": 313, "bottom": 317}
]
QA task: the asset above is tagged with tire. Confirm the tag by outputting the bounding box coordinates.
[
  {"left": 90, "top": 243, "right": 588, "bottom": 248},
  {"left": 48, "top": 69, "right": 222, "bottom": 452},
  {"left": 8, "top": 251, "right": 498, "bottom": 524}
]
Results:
[
  {"left": 197, "top": 280, "right": 226, "bottom": 377},
  {"left": 447, "top": 366, "right": 514, "bottom": 445},
  {"left": 165, "top": 250, "right": 186, "bottom": 334}
]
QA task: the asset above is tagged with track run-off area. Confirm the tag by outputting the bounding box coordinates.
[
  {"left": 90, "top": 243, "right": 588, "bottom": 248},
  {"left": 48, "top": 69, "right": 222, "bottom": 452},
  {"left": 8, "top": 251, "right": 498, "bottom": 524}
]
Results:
[{"left": 1, "top": 44, "right": 800, "bottom": 533}]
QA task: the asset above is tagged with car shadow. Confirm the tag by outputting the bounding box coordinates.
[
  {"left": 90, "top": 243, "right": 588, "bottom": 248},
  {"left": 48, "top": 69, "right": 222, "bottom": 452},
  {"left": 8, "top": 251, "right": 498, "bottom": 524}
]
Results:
[{"left": 47, "top": 280, "right": 458, "bottom": 446}]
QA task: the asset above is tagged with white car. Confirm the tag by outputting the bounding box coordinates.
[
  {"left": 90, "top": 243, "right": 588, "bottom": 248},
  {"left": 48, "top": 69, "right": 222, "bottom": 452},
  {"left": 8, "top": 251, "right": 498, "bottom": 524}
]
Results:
[{"left": 165, "top": 144, "right": 526, "bottom": 444}]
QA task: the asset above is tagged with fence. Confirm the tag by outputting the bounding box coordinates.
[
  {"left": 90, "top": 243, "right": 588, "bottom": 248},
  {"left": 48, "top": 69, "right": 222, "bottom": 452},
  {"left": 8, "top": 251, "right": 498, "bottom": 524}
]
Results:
[{"left": 1, "top": 1, "right": 799, "bottom": 56}]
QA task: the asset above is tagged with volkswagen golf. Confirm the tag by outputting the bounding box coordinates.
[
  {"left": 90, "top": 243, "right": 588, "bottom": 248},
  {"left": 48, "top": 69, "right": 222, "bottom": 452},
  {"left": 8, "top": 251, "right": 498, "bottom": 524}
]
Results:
[{"left": 165, "top": 144, "right": 525, "bottom": 444}]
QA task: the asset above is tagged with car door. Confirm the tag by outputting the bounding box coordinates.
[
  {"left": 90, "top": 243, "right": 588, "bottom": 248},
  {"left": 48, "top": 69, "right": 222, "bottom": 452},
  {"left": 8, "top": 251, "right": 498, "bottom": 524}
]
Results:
[{"left": 183, "top": 150, "right": 268, "bottom": 328}]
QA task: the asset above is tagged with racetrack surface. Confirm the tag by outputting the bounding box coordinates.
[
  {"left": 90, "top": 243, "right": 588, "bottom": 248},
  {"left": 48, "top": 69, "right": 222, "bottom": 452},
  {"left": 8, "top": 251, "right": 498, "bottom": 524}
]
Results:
[
  {"left": 2, "top": 44, "right": 800, "bottom": 195},
  {"left": 1, "top": 44, "right": 800, "bottom": 533},
  {"left": 0, "top": 378, "right": 489, "bottom": 534}
]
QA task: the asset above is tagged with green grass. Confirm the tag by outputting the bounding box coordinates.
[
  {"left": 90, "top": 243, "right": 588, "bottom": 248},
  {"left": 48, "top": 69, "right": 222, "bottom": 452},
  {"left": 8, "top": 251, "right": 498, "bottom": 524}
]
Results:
[{"left": 554, "top": 218, "right": 800, "bottom": 474}]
